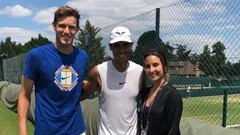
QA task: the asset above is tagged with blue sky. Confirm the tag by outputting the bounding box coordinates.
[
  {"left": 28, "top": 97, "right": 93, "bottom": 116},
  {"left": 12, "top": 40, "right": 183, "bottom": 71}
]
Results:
[
  {"left": 0, "top": 0, "right": 178, "bottom": 43},
  {"left": 164, "top": 0, "right": 240, "bottom": 63},
  {"left": 1, "top": 0, "right": 239, "bottom": 62}
]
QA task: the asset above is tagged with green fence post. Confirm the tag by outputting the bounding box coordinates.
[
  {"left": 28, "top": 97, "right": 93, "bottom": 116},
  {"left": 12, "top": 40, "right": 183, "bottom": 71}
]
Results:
[
  {"left": 222, "top": 89, "right": 228, "bottom": 127},
  {"left": 155, "top": 8, "right": 160, "bottom": 35}
]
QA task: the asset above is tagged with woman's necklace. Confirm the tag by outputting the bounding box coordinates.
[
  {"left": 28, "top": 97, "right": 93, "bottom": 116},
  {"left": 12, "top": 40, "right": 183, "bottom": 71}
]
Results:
[
  {"left": 140, "top": 80, "right": 168, "bottom": 134},
  {"left": 145, "top": 80, "right": 167, "bottom": 107}
]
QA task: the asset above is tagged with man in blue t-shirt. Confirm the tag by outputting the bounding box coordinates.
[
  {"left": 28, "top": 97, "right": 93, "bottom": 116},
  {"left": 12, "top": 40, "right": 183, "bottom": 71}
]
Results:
[{"left": 18, "top": 6, "right": 88, "bottom": 135}]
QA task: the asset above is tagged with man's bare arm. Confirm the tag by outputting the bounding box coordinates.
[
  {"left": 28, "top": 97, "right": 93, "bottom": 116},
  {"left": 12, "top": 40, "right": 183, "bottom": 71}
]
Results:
[
  {"left": 18, "top": 76, "right": 34, "bottom": 135},
  {"left": 80, "top": 66, "right": 101, "bottom": 101}
]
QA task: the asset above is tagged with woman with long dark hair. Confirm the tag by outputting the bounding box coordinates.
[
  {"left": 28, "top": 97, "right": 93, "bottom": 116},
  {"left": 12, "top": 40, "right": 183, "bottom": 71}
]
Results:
[{"left": 138, "top": 50, "right": 183, "bottom": 135}]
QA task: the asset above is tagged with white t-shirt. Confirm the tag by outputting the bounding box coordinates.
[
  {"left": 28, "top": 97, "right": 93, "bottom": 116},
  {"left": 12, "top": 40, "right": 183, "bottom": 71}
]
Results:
[{"left": 97, "top": 60, "right": 143, "bottom": 135}]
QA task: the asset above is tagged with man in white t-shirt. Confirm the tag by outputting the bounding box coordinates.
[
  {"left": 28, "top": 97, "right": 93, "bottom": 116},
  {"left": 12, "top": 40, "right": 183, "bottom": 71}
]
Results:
[{"left": 82, "top": 26, "right": 145, "bottom": 135}]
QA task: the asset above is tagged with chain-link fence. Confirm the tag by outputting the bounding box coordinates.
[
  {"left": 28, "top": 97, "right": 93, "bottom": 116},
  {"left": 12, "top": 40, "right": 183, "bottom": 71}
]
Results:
[
  {"left": 2, "top": 54, "right": 26, "bottom": 84},
  {"left": 1, "top": 0, "right": 240, "bottom": 130},
  {"left": 98, "top": 0, "right": 240, "bottom": 129}
]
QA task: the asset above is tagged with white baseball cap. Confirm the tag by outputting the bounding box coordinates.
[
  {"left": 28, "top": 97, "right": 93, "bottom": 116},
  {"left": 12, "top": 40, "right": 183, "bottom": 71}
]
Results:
[{"left": 109, "top": 26, "right": 133, "bottom": 44}]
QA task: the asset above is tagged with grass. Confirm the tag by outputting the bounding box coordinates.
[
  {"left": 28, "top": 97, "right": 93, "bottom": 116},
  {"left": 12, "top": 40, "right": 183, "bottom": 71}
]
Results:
[
  {"left": 183, "top": 94, "right": 240, "bottom": 126},
  {"left": 0, "top": 102, "right": 34, "bottom": 135},
  {"left": 1, "top": 94, "right": 240, "bottom": 134}
]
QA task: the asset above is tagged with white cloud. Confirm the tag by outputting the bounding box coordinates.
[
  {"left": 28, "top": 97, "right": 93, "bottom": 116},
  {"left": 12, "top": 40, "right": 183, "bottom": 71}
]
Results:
[
  {"left": 66, "top": 0, "right": 179, "bottom": 27},
  {"left": 30, "top": 0, "right": 182, "bottom": 36},
  {"left": 0, "top": 5, "right": 32, "bottom": 17},
  {"left": 33, "top": 7, "right": 58, "bottom": 24},
  {"left": 46, "top": 25, "right": 54, "bottom": 32},
  {"left": 214, "top": 24, "right": 240, "bottom": 31},
  {"left": 194, "top": 5, "right": 225, "bottom": 15},
  {"left": 0, "top": 27, "right": 54, "bottom": 44}
]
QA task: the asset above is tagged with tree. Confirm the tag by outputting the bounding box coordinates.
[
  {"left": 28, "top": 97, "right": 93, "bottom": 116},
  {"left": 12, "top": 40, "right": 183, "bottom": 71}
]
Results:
[
  {"left": 198, "top": 42, "right": 227, "bottom": 77},
  {"left": 0, "top": 41, "right": 2, "bottom": 52},
  {"left": 14, "top": 43, "right": 25, "bottom": 55},
  {"left": 211, "top": 41, "right": 226, "bottom": 76},
  {"left": 132, "top": 30, "right": 174, "bottom": 66},
  {"left": 224, "top": 61, "right": 235, "bottom": 76},
  {"left": 1, "top": 37, "right": 16, "bottom": 58},
  {"left": 0, "top": 34, "right": 51, "bottom": 58},
  {"left": 198, "top": 45, "right": 213, "bottom": 76},
  {"left": 175, "top": 44, "right": 191, "bottom": 61},
  {"left": 23, "top": 34, "right": 51, "bottom": 53},
  {"left": 189, "top": 53, "right": 199, "bottom": 64},
  {"left": 75, "top": 20, "right": 106, "bottom": 73},
  {"left": 232, "top": 61, "right": 240, "bottom": 75}
]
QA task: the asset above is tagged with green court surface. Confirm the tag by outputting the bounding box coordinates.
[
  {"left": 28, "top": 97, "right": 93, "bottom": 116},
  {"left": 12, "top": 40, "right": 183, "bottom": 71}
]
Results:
[
  {"left": 183, "top": 94, "right": 240, "bottom": 126},
  {"left": 1, "top": 94, "right": 240, "bottom": 134},
  {"left": 0, "top": 102, "right": 34, "bottom": 135}
]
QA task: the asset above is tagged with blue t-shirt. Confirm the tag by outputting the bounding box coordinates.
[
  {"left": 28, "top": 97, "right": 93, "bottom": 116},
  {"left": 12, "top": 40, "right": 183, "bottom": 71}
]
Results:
[{"left": 23, "top": 44, "right": 88, "bottom": 135}]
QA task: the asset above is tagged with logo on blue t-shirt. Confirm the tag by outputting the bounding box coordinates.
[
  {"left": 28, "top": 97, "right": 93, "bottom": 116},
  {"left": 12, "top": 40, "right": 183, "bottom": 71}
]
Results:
[{"left": 54, "top": 65, "right": 78, "bottom": 91}]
